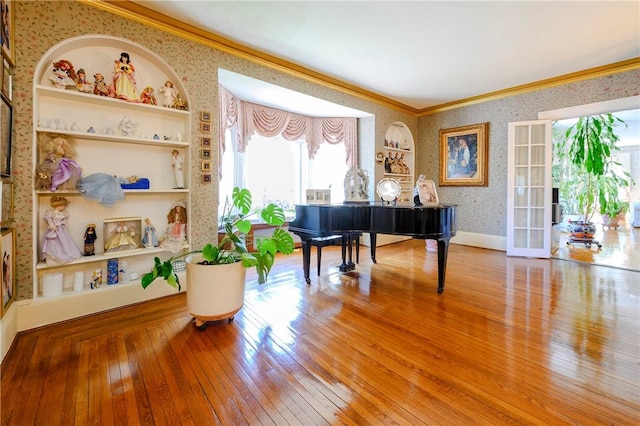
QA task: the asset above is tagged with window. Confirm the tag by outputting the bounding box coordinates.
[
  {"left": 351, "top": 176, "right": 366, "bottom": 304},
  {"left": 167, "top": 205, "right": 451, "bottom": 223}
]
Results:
[{"left": 219, "top": 131, "right": 349, "bottom": 220}]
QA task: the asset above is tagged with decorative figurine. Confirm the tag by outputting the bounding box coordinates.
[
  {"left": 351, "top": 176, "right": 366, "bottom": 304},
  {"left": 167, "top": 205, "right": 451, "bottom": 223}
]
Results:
[
  {"left": 118, "top": 115, "right": 138, "bottom": 137},
  {"left": 109, "top": 52, "right": 141, "bottom": 102},
  {"left": 91, "top": 268, "right": 102, "bottom": 289},
  {"left": 75, "top": 68, "right": 92, "bottom": 92},
  {"left": 49, "top": 59, "right": 77, "bottom": 89},
  {"left": 77, "top": 173, "right": 140, "bottom": 207},
  {"left": 40, "top": 196, "right": 83, "bottom": 265},
  {"left": 159, "top": 201, "right": 188, "bottom": 253},
  {"left": 83, "top": 224, "right": 97, "bottom": 256},
  {"left": 119, "top": 261, "right": 130, "bottom": 283},
  {"left": 171, "top": 149, "right": 185, "bottom": 189},
  {"left": 141, "top": 86, "right": 157, "bottom": 105},
  {"left": 34, "top": 137, "right": 83, "bottom": 192},
  {"left": 343, "top": 165, "right": 369, "bottom": 202},
  {"left": 159, "top": 80, "right": 177, "bottom": 108},
  {"left": 173, "top": 93, "right": 188, "bottom": 111},
  {"left": 104, "top": 221, "right": 138, "bottom": 252},
  {"left": 93, "top": 72, "right": 110, "bottom": 97},
  {"left": 141, "top": 218, "right": 158, "bottom": 248}
]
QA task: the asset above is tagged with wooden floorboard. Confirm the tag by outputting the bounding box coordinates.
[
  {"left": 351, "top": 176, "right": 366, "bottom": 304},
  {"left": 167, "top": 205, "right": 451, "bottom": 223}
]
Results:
[{"left": 2, "top": 241, "right": 639, "bottom": 425}]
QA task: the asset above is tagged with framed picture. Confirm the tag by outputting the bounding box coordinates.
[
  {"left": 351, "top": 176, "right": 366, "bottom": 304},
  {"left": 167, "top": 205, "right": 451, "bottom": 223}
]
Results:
[
  {"left": 1, "top": 227, "right": 15, "bottom": 316},
  {"left": 0, "top": 0, "right": 14, "bottom": 67},
  {"left": 201, "top": 174, "right": 212, "bottom": 184},
  {"left": 416, "top": 178, "right": 439, "bottom": 205},
  {"left": 200, "top": 111, "right": 212, "bottom": 123},
  {"left": 2, "top": 58, "right": 9, "bottom": 100},
  {"left": 439, "top": 122, "right": 489, "bottom": 186},
  {"left": 201, "top": 160, "right": 212, "bottom": 172},
  {"left": 1, "top": 177, "right": 13, "bottom": 226},
  {"left": 0, "top": 93, "right": 11, "bottom": 176},
  {"left": 201, "top": 137, "right": 211, "bottom": 147},
  {"left": 200, "top": 122, "right": 211, "bottom": 133},
  {"left": 103, "top": 217, "right": 142, "bottom": 253},
  {"left": 201, "top": 148, "right": 212, "bottom": 159}
]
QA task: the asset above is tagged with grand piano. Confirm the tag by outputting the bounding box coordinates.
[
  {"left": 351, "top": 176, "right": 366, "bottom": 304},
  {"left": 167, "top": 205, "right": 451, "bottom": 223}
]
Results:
[{"left": 288, "top": 203, "right": 457, "bottom": 293}]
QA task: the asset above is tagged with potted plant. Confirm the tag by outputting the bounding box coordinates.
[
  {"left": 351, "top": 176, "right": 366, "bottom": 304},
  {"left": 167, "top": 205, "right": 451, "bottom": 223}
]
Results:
[
  {"left": 555, "top": 113, "right": 632, "bottom": 242},
  {"left": 141, "top": 187, "right": 295, "bottom": 328}
]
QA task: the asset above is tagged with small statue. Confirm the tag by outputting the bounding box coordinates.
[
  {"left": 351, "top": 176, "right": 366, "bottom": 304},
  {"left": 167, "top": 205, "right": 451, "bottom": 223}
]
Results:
[
  {"left": 159, "top": 80, "right": 176, "bottom": 108},
  {"left": 173, "top": 93, "right": 188, "bottom": 111},
  {"left": 75, "top": 68, "right": 92, "bottom": 92},
  {"left": 141, "top": 86, "right": 157, "bottom": 105},
  {"left": 49, "top": 59, "right": 77, "bottom": 89},
  {"left": 171, "top": 149, "right": 184, "bottom": 189},
  {"left": 141, "top": 218, "right": 158, "bottom": 248},
  {"left": 109, "top": 52, "right": 141, "bottom": 102},
  {"left": 119, "top": 261, "right": 130, "bottom": 283},
  {"left": 91, "top": 269, "right": 102, "bottom": 289},
  {"left": 83, "top": 224, "right": 97, "bottom": 256},
  {"left": 118, "top": 115, "right": 138, "bottom": 137},
  {"left": 343, "top": 166, "right": 369, "bottom": 202},
  {"left": 93, "top": 73, "right": 110, "bottom": 97}
]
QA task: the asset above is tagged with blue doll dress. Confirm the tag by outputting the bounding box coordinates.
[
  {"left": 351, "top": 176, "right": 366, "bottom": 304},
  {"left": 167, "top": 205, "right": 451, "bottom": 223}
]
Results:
[{"left": 77, "top": 173, "right": 125, "bottom": 207}]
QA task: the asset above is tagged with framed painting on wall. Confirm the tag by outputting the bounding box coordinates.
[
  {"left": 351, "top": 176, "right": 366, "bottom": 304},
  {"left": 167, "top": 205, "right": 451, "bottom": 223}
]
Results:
[
  {"left": 439, "top": 122, "right": 489, "bottom": 186},
  {"left": 0, "top": 0, "right": 14, "bottom": 67},
  {"left": 1, "top": 227, "right": 15, "bottom": 316},
  {"left": 1, "top": 177, "right": 13, "bottom": 226},
  {"left": 0, "top": 93, "right": 11, "bottom": 176}
]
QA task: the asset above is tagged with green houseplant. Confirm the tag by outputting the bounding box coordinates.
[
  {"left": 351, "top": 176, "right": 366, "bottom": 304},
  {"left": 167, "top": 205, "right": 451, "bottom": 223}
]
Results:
[
  {"left": 555, "top": 113, "right": 632, "bottom": 227},
  {"left": 141, "top": 187, "right": 296, "bottom": 291}
]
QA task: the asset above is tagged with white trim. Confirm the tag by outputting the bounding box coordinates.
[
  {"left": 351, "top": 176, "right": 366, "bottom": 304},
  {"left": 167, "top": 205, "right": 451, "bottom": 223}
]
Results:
[
  {"left": 451, "top": 231, "right": 506, "bottom": 252},
  {"left": 538, "top": 96, "right": 640, "bottom": 120}
]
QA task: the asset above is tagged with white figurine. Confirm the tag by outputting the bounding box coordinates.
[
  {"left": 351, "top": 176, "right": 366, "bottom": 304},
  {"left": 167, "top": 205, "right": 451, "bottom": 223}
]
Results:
[
  {"left": 343, "top": 166, "right": 369, "bottom": 202},
  {"left": 171, "top": 149, "right": 185, "bottom": 189},
  {"left": 159, "top": 80, "right": 177, "bottom": 108},
  {"left": 118, "top": 115, "right": 138, "bottom": 137}
]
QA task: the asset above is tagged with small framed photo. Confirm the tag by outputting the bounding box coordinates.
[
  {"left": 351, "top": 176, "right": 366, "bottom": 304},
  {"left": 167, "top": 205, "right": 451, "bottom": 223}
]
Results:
[
  {"left": 1, "top": 93, "right": 12, "bottom": 176},
  {"left": 200, "top": 122, "right": 211, "bottom": 133},
  {"left": 201, "top": 137, "right": 211, "bottom": 147},
  {"left": 1, "top": 227, "right": 15, "bottom": 316},
  {"left": 2, "top": 59, "right": 10, "bottom": 101},
  {"left": 201, "top": 148, "right": 212, "bottom": 159},
  {"left": 201, "top": 160, "right": 212, "bottom": 172},
  {"left": 200, "top": 111, "right": 211, "bottom": 123},
  {"left": 439, "top": 122, "right": 489, "bottom": 186},
  {"left": 201, "top": 174, "right": 212, "bottom": 184}
]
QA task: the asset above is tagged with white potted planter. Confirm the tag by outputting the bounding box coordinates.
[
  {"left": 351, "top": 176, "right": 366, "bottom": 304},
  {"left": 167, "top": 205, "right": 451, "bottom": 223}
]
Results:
[{"left": 186, "top": 254, "right": 246, "bottom": 329}]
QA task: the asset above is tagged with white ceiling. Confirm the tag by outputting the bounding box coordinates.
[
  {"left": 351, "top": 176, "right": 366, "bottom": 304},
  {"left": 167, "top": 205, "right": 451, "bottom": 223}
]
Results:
[{"left": 133, "top": 0, "right": 639, "bottom": 113}]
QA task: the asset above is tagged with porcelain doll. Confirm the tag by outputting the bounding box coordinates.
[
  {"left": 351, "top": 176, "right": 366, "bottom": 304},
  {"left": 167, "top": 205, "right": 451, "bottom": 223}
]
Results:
[
  {"left": 159, "top": 80, "right": 177, "bottom": 108},
  {"left": 159, "top": 201, "right": 188, "bottom": 253},
  {"left": 49, "top": 59, "right": 77, "bottom": 89},
  {"left": 34, "top": 137, "right": 82, "bottom": 192},
  {"left": 40, "top": 196, "right": 82, "bottom": 265},
  {"left": 109, "top": 52, "right": 141, "bottom": 102},
  {"left": 83, "top": 224, "right": 97, "bottom": 256},
  {"left": 141, "top": 86, "right": 157, "bottom": 105},
  {"left": 93, "top": 73, "right": 110, "bottom": 97},
  {"left": 105, "top": 221, "right": 138, "bottom": 252},
  {"left": 171, "top": 149, "right": 185, "bottom": 189},
  {"left": 141, "top": 218, "right": 158, "bottom": 248},
  {"left": 75, "top": 68, "right": 92, "bottom": 92}
]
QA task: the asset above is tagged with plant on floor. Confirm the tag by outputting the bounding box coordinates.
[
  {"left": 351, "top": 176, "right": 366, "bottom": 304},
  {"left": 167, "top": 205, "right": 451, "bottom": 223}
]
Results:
[
  {"left": 554, "top": 113, "right": 633, "bottom": 224},
  {"left": 141, "top": 187, "right": 295, "bottom": 290}
]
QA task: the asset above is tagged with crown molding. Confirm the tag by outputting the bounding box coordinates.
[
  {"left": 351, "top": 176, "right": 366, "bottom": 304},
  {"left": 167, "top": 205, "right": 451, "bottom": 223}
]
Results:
[{"left": 86, "top": 1, "right": 639, "bottom": 117}]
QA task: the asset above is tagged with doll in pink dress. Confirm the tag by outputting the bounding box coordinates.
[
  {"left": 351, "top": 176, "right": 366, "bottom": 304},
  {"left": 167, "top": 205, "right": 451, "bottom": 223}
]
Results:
[
  {"left": 40, "top": 196, "right": 82, "bottom": 265},
  {"left": 34, "top": 137, "right": 82, "bottom": 192}
]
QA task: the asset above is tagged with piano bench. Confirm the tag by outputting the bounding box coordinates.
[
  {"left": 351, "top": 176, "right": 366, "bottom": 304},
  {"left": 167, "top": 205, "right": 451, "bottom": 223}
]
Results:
[{"left": 310, "top": 234, "right": 360, "bottom": 276}]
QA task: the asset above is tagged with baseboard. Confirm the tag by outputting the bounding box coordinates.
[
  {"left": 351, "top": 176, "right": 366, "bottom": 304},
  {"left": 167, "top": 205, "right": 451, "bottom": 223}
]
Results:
[
  {"left": 361, "top": 231, "right": 506, "bottom": 252},
  {"left": 0, "top": 302, "right": 18, "bottom": 364}
]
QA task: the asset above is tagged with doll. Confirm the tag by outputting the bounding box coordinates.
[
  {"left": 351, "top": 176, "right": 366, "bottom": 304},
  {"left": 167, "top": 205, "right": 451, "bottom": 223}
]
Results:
[
  {"left": 34, "top": 137, "right": 82, "bottom": 192},
  {"left": 159, "top": 201, "right": 188, "bottom": 253},
  {"left": 171, "top": 149, "right": 184, "bottom": 189},
  {"left": 141, "top": 86, "right": 157, "bottom": 105},
  {"left": 141, "top": 218, "right": 158, "bottom": 248},
  {"left": 49, "top": 59, "right": 77, "bottom": 89},
  {"left": 93, "top": 73, "right": 110, "bottom": 97},
  {"left": 109, "top": 52, "right": 140, "bottom": 102},
  {"left": 40, "top": 196, "right": 82, "bottom": 265},
  {"left": 104, "top": 221, "right": 138, "bottom": 252},
  {"left": 83, "top": 224, "right": 97, "bottom": 256},
  {"left": 77, "top": 173, "right": 139, "bottom": 207},
  {"left": 75, "top": 68, "right": 92, "bottom": 92},
  {"left": 159, "top": 80, "right": 176, "bottom": 108}
]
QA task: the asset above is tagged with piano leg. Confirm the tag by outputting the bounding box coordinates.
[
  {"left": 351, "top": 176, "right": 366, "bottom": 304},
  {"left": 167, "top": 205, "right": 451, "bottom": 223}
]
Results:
[
  {"left": 370, "top": 233, "right": 377, "bottom": 263},
  {"left": 301, "top": 238, "right": 312, "bottom": 284},
  {"left": 437, "top": 238, "right": 451, "bottom": 294}
]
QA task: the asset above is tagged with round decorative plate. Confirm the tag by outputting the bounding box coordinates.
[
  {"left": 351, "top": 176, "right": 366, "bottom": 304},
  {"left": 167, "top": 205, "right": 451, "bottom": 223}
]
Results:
[{"left": 376, "top": 178, "right": 401, "bottom": 202}]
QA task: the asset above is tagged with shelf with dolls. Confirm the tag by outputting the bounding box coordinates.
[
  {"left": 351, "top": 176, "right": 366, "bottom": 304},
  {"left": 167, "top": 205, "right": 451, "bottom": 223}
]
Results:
[{"left": 32, "top": 35, "right": 192, "bottom": 307}]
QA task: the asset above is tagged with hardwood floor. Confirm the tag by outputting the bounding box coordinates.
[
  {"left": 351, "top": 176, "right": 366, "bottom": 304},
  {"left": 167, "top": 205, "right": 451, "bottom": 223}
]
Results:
[
  {"left": 552, "top": 218, "right": 639, "bottom": 271},
  {"left": 2, "top": 241, "right": 639, "bottom": 425}
]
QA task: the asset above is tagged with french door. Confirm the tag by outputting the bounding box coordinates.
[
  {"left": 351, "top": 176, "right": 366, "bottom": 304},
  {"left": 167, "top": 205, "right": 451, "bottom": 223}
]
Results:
[{"left": 507, "top": 120, "right": 553, "bottom": 257}]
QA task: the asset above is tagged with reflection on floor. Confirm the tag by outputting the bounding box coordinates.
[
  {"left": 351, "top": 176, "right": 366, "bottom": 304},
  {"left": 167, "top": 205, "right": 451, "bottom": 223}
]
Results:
[{"left": 552, "top": 217, "right": 639, "bottom": 271}]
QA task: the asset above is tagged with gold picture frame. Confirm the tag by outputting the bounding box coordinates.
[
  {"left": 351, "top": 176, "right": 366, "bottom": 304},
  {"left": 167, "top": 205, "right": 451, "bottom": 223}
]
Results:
[
  {"left": 201, "top": 148, "right": 211, "bottom": 159},
  {"left": 0, "top": 0, "right": 14, "bottom": 67},
  {"left": 201, "top": 160, "right": 212, "bottom": 172},
  {"left": 1, "top": 177, "right": 13, "bottom": 227},
  {"left": 200, "top": 122, "right": 211, "bottom": 134},
  {"left": 201, "top": 174, "right": 212, "bottom": 184},
  {"left": 200, "top": 111, "right": 211, "bottom": 123},
  {"left": 201, "top": 137, "right": 211, "bottom": 147},
  {"left": 439, "top": 122, "right": 489, "bottom": 186}
]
